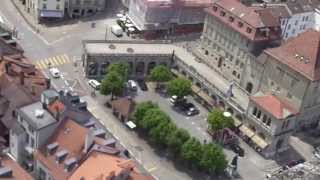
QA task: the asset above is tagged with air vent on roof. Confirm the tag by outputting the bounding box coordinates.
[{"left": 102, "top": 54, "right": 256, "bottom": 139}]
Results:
[
  {"left": 295, "top": 54, "right": 299, "bottom": 58},
  {"left": 230, "top": 7, "right": 235, "bottom": 11},
  {"left": 127, "top": 47, "right": 134, "bottom": 53},
  {"left": 0, "top": 167, "right": 12, "bottom": 178},
  {"left": 304, "top": 59, "right": 310, "bottom": 64},
  {"left": 109, "top": 44, "right": 116, "bottom": 49},
  {"left": 300, "top": 56, "right": 304, "bottom": 61},
  {"left": 55, "top": 149, "right": 69, "bottom": 164},
  {"left": 64, "top": 157, "right": 78, "bottom": 172},
  {"left": 47, "top": 142, "right": 59, "bottom": 155},
  {"left": 35, "top": 109, "right": 45, "bottom": 118}
]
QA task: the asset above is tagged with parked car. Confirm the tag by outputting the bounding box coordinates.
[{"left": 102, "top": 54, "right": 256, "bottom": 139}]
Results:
[
  {"left": 169, "top": 95, "right": 187, "bottom": 105},
  {"left": 127, "top": 80, "right": 137, "bottom": 91},
  {"left": 88, "top": 79, "right": 101, "bottom": 90},
  {"left": 49, "top": 67, "right": 60, "bottom": 78},
  {"left": 137, "top": 80, "right": 148, "bottom": 91},
  {"left": 286, "top": 159, "right": 305, "bottom": 168},
  {"left": 314, "top": 146, "right": 320, "bottom": 159},
  {"left": 180, "top": 102, "right": 199, "bottom": 116},
  {"left": 111, "top": 25, "right": 123, "bottom": 37},
  {"left": 230, "top": 144, "right": 244, "bottom": 157}
]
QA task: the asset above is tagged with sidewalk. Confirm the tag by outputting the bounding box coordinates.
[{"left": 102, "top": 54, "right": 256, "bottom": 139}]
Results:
[{"left": 83, "top": 95, "right": 196, "bottom": 180}]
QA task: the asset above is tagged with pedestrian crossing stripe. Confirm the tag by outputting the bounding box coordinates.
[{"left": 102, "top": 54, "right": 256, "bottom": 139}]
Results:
[{"left": 35, "top": 54, "right": 71, "bottom": 70}]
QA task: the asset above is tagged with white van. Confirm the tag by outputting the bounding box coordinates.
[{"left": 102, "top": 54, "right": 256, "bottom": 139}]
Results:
[
  {"left": 88, "top": 79, "right": 101, "bottom": 90},
  {"left": 111, "top": 25, "right": 123, "bottom": 37},
  {"left": 128, "top": 80, "right": 137, "bottom": 91}
]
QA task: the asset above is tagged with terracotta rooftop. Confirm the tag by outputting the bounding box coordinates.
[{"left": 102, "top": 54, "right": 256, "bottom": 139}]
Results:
[
  {"left": 143, "top": 0, "right": 211, "bottom": 8},
  {"left": 265, "top": 29, "right": 320, "bottom": 81},
  {"left": 69, "top": 149, "right": 154, "bottom": 180},
  {"left": 251, "top": 94, "right": 298, "bottom": 119},
  {"left": 34, "top": 119, "right": 89, "bottom": 180},
  {"left": 111, "top": 97, "right": 135, "bottom": 119},
  {"left": 1, "top": 155, "right": 33, "bottom": 180}
]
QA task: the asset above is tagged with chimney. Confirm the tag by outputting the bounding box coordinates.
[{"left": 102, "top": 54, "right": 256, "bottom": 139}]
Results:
[
  {"left": 83, "top": 130, "right": 94, "bottom": 153},
  {"left": 64, "top": 157, "right": 77, "bottom": 172},
  {"left": 55, "top": 149, "right": 68, "bottom": 164}
]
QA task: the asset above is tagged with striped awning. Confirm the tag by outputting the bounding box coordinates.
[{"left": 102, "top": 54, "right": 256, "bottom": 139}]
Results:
[
  {"left": 251, "top": 135, "right": 268, "bottom": 149},
  {"left": 239, "top": 125, "right": 255, "bottom": 138}
]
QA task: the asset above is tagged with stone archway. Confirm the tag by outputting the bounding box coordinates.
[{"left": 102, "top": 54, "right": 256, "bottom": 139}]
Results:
[
  {"left": 136, "top": 62, "right": 145, "bottom": 75},
  {"left": 100, "top": 62, "right": 109, "bottom": 75},
  {"left": 147, "top": 62, "right": 156, "bottom": 74},
  {"left": 128, "top": 62, "right": 133, "bottom": 75}
]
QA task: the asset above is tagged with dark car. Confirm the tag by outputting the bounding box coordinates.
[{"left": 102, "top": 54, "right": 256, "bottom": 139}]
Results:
[
  {"left": 230, "top": 144, "right": 244, "bottom": 157},
  {"left": 180, "top": 102, "right": 199, "bottom": 116},
  {"left": 286, "top": 159, "right": 305, "bottom": 168},
  {"left": 137, "top": 80, "right": 148, "bottom": 91}
]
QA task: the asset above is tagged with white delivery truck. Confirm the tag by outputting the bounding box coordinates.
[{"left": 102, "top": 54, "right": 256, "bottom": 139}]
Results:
[{"left": 111, "top": 25, "right": 123, "bottom": 37}]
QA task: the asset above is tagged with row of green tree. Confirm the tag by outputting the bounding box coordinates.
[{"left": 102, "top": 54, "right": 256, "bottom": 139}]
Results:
[{"left": 133, "top": 101, "right": 228, "bottom": 174}]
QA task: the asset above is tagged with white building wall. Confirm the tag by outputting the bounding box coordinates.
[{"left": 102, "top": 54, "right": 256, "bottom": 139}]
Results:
[
  {"left": 314, "top": 9, "right": 320, "bottom": 31},
  {"left": 282, "top": 11, "right": 314, "bottom": 40}
]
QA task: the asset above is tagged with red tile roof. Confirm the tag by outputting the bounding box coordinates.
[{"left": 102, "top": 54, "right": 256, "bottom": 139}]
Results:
[
  {"left": 34, "top": 119, "right": 89, "bottom": 180},
  {"left": 251, "top": 94, "right": 298, "bottom": 119},
  {"left": 265, "top": 29, "right": 320, "bottom": 81},
  {"left": 142, "top": 0, "right": 211, "bottom": 8},
  {"left": 69, "top": 150, "right": 154, "bottom": 180},
  {"left": 1, "top": 155, "right": 33, "bottom": 180}
]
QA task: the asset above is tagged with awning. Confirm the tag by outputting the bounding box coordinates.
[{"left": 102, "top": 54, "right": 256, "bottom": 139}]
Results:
[
  {"left": 191, "top": 85, "right": 201, "bottom": 93},
  {"left": 40, "top": 10, "right": 63, "bottom": 18},
  {"left": 251, "top": 135, "right": 269, "bottom": 149},
  {"left": 239, "top": 125, "right": 255, "bottom": 138},
  {"left": 197, "top": 90, "right": 215, "bottom": 106},
  {"left": 126, "top": 121, "right": 136, "bottom": 129}
]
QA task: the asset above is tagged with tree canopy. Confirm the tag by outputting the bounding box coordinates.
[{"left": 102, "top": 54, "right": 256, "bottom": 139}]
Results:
[
  {"left": 167, "top": 78, "right": 192, "bottom": 99},
  {"left": 207, "top": 109, "right": 234, "bottom": 132},
  {"left": 199, "top": 143, "right": 228, "bottom": 174},
  {"left": 149, "top": 65, "right": 173, "bottom": 83},
  {"left": 133, "top": 101, "right": 157, "bottom": 125},
  {"left": 166, "top": 128, "right": 190, "bottom": 156},
  {"left": 181, "top": 137, "right": 203, "bottom": 167},
  {"left": 149, "top": 121, "right": 177, "bottom": 147},
  {"left": 141, "top": 108, "right": 170, "bottom": 131},
  {"left": 107, "top": 63, "right": 129, "bottom": 81},
  {"left": 100, "top": 70, "right": 125, "bottom": 100}
]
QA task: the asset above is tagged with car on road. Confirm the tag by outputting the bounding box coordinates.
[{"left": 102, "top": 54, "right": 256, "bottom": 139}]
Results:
[
  {"left": 127, "top": 80, "right": 137, "bottom": 91},
  {"left": 88, "top": 79, "right": 101, "bottom": 90},
  {"left": 137, "top": 80, "right": 148, "bottom": 91},
  {"left": 230, "top": 144, "right": 244, "bottom": 157},
  {"left": 286, "top": 159, "right": 305, "bottom": 168},
  {"left": 169, "top": 95, "right": 186, "bottom": 105},
  {"left": 314, "top": 146, "right": 320, "bottom": 159},
  {"left": 180, "top": 102, "right": 199, "bottom": 116},
  {"left": 49, "top": 67, "right": 60, "bottom": 78}
]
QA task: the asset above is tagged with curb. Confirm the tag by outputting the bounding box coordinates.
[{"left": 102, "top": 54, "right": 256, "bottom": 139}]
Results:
[{"left": 10, "top": 0, "right": 39, "bottom": 33}]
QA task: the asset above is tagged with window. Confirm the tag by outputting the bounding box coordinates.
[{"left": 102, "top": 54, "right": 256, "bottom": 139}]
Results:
[
  {"left": 238, "top": 22, "right": 243, "bottom": 28},
  {"left": 286, "top": 92, "right": 292, "bottom": 99},
  {"left": 292, "top": 29, "right": 295, "bottom": 34},
  {"left": 285, "top": 120, "right": 290, "bottom": 129},
  {"left": 252, "top": 107, "right": 257, "bottom": 116},
  {"left": 220, "top": 11, "right": 226, "bottom": 17},
  {"left": 232, "top": 70, "right": 237, "bottom": 76},
  {"left": 25, "top": 133, "right": 29, "bottom": 144},
  {"left": 237, "top": 74, "right": 240, "bottom": 79},
  {"left": 282, "top": 20, "right": 286, "bottom": 25},
  {"left": 246, "top": 27, "right": 252, "bottom": 33},
  {"left": 235, "top": 60, "right": 240, "bottom": 66},
  {"left": 56, "top": 4, "right": 60, "bottom": 10},
  {"left": 38, "top": 168, "right": 47, "bottom": 180},
  {"left": 257, "top": 110, "right": 262, "bottom": 119},
  {"left": 290, "top": 78, "right": 296, "bottom": 87},
  {"left": 285, "top": 32, "right": 288, "bottom": 38},
  {"left": 262, "top": 115, "right": 267, "bottom": 123},
  {"left": 266, "top": 118, "right": 271, "bottom": 126},
  {"left": 213, "top": 6, "right": 217, "bottom": 12},
  {"left": 305, "top": 16, "right": 309, "bottom": 21},
  {"left": 30, "top": 137, "right": 35, "bottom": 148},
  {"left": 42, "top": 3, "right": 47, "bottom": 9},
  {"left": 287, "top": 24, "right": 291, "bottom": 30},
  {"left": 303, "top": 24, "right": 306, "bottom": 30},
  {"left": 294, "top": 20, "right": 298, "bottom": 25}
]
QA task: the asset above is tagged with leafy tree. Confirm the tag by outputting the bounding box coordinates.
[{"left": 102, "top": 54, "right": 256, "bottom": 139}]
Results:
[
  {"left": 107, "top": 63, "right": 129, "bottom": 81},
  {"left": 199, "top": 143, "right": 227, "bottom": 174},
  {"left": 133, "top": 101, "right": 157, "bottom": 125},
  {"left": 149, "top": 65, "right": 173, "bottom": 87},
  {"left": 167, "top": 78, "right": 192, "bottom": 99},
  {"left": 141, "top": 108, "right": 170, "bottom": 131},
  {"left": 181, "top": 137, "right": 202, "bottom": 168},
  {"left": 100, "top": 71, "right": 125, "bottom": 100},
  {"left": 207, "top": 109, "right": 234, "bottom": 133},
  {"left": 166, "top": 128, "right": 190, "bottom": 156},
  {"left": 149, "top": 121, "right": 177, "bottom": 147}
]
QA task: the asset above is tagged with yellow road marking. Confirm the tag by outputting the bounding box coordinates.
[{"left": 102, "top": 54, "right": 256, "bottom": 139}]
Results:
[
  {"left": 148, "top": 166, "right": 157, "bottom": 172},
  {"left": 50, "top": 57, "right": 59, "bottom": 66}
]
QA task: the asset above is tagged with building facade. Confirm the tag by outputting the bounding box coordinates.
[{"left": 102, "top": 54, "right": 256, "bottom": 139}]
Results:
[
  {"left": 24, "top": 0, "right": 65, "bottom": 23},
  {"left": 127, "top": 0, "right": 211, "bottom": 33},
  {"left": 67, "top": 0, "right": 106, "bottom": 18}
]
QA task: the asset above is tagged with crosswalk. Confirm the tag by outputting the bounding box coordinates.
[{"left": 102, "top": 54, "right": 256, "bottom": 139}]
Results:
[{"left": 35, "top": 54, "right": 71, "bottom": 70}]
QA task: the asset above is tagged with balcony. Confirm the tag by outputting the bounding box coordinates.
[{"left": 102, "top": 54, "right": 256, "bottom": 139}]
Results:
[{"left": 247, "top": 114, "right": 272, "bottom": 135}]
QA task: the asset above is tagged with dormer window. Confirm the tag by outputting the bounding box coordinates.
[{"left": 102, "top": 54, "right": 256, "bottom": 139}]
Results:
[
  {"left": 246, "top": 27, "right": 252, "bottom": 33},
  {"left": 220, "top": 11, "right": 226, "bottom": 17},
  {"left": 229, "top": 16, "right": 234, "bottom": 22},
  {"left": 213, "top": 6, "right": 217, "bottom": 12},
  {"left": 238, "top": 21, "right": 243, "bottom": 28}
]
